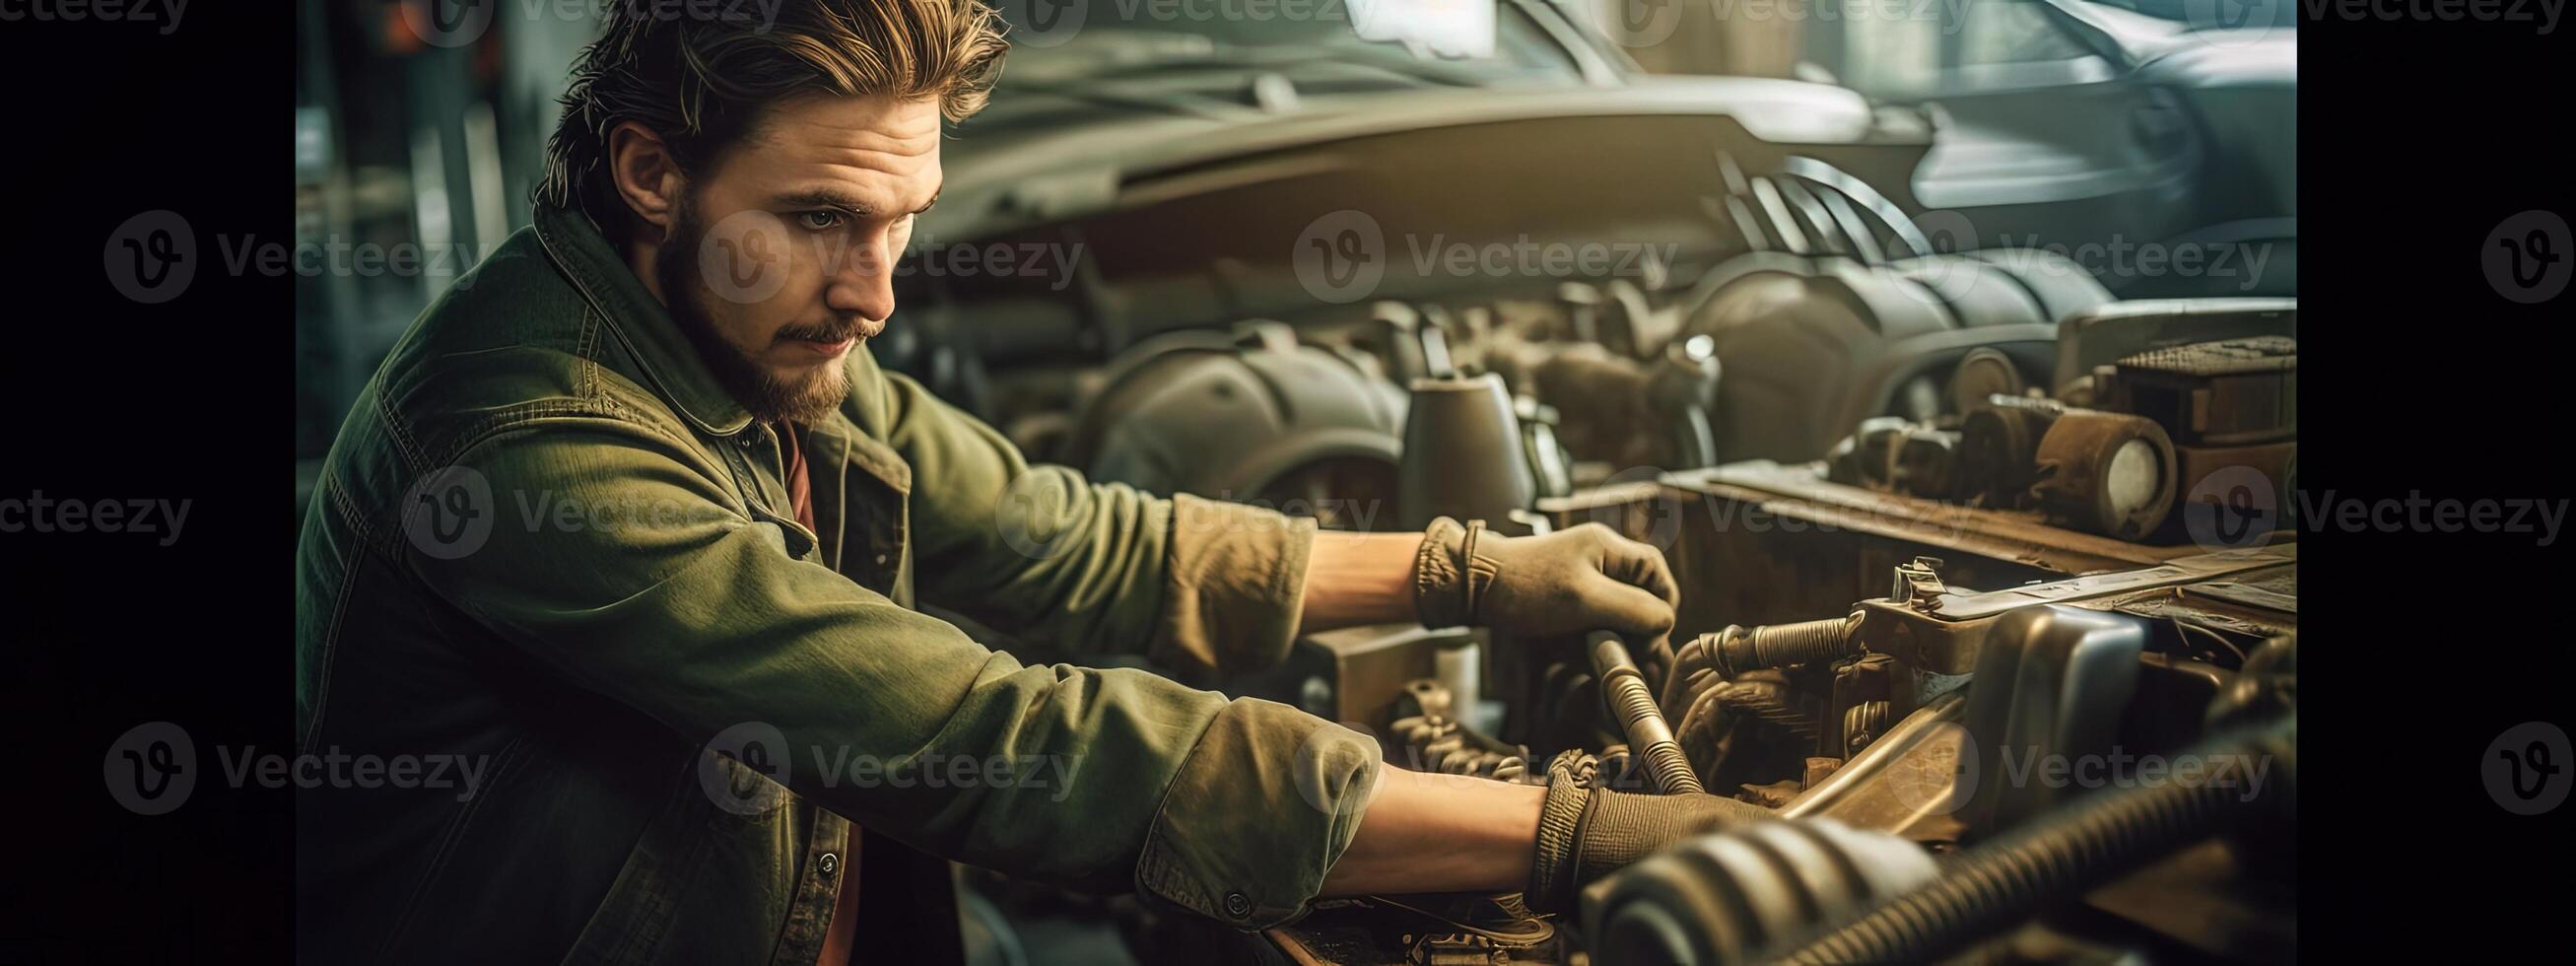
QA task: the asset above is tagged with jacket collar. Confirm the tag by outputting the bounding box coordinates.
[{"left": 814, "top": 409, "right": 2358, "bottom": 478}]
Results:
[{"left": 533, "top": 203, "right": 756, "bottom": 437}]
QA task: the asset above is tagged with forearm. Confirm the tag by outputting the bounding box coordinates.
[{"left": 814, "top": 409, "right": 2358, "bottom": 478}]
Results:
[
  {"left": 1318, "top": 763, "right": 1545, "bottom": 895},
  {"left": 1297, "top": 530, "right": 1423, "bottom": 632}
]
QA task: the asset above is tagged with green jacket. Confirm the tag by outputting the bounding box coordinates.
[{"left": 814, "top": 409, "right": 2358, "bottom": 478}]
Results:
[{"left": 293, "top": 203, "right": 1382, "bottom": 965}]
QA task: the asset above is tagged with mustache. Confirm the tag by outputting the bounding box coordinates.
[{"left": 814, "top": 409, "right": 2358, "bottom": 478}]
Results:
[{"left": 773, "top": 318, "right": 880, "bottom": 344}]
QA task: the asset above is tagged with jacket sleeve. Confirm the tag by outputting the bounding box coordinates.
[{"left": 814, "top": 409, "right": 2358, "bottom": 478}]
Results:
[
  {"left": 406, "top": 417, "right": 1379, "bottom": 929},
  {"left": 869, "top": 364, "right": 1318, "bottom": 680}
]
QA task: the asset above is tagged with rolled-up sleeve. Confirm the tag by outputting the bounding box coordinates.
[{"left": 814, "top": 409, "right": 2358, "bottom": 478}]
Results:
[
  {"left": 1136, "top": 697, "right": 1381, "bottom": 928},
  {"left": 412, "top": 413, "right": 1372, "bottom": 928},
  {"left": 877, "top": 365, "right": 1317, "bottom": 679}
]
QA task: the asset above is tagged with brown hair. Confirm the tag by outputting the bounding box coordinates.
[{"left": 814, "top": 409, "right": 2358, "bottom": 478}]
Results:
[{"left": 537, "top": 0, "right": 1006, "bottom": 237}]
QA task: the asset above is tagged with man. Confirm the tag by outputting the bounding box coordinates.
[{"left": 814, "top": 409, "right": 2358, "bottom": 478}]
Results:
[{"left": 293, "top": 2, "right": 1763, "bottom": 962}]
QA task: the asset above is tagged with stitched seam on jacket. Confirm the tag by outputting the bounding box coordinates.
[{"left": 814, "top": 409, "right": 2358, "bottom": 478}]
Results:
[
  {"left": 1129, "top": 706, "right": 1229, "bottom": 921},
  {"left": 374, "top": 732, "right": 533, "bottom": 964}
]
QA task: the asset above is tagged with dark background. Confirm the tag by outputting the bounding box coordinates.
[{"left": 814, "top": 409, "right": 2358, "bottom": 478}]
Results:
[{"left": 1, "top": 5, "right": 2567, "bottom": 963}]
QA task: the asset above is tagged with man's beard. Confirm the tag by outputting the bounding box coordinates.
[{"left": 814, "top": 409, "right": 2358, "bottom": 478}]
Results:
[{"left": 654, "top": 195, "right": 854, "bottom": 425}]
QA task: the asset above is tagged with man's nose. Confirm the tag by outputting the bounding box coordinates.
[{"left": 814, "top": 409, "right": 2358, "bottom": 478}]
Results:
[{"left": 824, "top": 232, "right": 898, "bottom": 323}]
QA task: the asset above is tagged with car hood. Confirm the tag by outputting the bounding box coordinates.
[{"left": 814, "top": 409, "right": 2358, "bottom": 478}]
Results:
[{"left": 928, "top": 75, "right": 1895, "bottom": 242}]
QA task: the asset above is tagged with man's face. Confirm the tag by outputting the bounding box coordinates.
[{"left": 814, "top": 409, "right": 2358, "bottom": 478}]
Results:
[{"left": 653, "top": 93, "right": 942, "bottom": 424}]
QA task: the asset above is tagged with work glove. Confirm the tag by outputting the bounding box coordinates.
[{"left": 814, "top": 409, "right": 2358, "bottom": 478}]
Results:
[
  {"left": 1412, "top": 518, "right": 1680, "bottom": 643},
  {"left": 1524, "top": 775, "right": 1773, "bottom": 914}
]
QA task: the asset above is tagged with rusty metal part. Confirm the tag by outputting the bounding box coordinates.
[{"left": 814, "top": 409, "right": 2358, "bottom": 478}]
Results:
[
  {"left": 1958, "top": 399, "right": 2055, "bottom": 507},
  {"left": 2099, "top": 335, "right": 2296, "bottom": 447},
  {"left": 1841, "top": 701, "right": 1891, "bottom": 756},
  {"left": 2031, "top": 409, "right": 2179, "bottom": 540},
  {"left": 1694, "top": 612, "right": 1865, "bottom": 677},
  {"left": 1589, "top": 633, "right": 1705, "bottom": 794},
  {"left": 1946, "top": 347, "right": 2026, "bottom": 415},
  {"left": 1854, "top": 544, "right": 2295, "bottom": 675}
]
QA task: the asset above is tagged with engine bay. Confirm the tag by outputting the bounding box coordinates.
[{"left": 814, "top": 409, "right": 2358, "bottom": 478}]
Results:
[{"left": 893, "top": 121, "right": 2299, "bottom": 964}]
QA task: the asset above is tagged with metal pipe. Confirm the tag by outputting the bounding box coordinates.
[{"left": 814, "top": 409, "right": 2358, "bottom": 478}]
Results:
[
  {"left": 1590, "top": 632, "right": 1705, "bottom": 795},
  {"left": 1705, "top": 613, "right": 1864, "bottom": 677}
]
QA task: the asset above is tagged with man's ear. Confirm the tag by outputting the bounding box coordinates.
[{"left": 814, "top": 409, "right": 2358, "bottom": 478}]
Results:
[{"left": 607, "top": 121, "right": 686, "bottom": 240}]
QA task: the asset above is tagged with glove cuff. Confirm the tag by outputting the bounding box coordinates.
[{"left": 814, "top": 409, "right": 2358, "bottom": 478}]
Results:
[
  {"left": 1525, "top": 765, "right": 1593, "bottom": 913},
  {"left": 1413, "top": 517, "right": 1499, "bottom": 629}
]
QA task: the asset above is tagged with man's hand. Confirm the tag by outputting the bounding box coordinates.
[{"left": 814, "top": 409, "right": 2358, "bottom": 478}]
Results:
[{"left": 1413, "top": 518, "right": 1681, "bottom": 641}]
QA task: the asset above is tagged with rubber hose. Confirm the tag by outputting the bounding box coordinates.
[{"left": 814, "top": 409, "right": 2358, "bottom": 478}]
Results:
[{"left": 1772, "top": 718, "right": 2295, "bottom": 965}]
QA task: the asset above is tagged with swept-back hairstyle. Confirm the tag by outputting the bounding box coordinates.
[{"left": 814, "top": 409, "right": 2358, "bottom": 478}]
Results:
[{"left": 537, "top": 0, "right": 1006, "bottom": 240}]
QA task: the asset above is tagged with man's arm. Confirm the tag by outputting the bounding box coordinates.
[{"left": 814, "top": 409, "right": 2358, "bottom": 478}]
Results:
[
  {"left": 410, "top": 417, "right": 1379, "bottom": 929},
  {"left": 1318, "top": 766, "right": 1544, "bottom": 895},
  {"left": 1319, "top": 763, "right": 1776, "bottom": 910},
  {"left": 1297, "top": 531, "right": 1422, "bottom": 631},
  {"left": 869, "top": 360, "right": 1317, "bottom": 680}
]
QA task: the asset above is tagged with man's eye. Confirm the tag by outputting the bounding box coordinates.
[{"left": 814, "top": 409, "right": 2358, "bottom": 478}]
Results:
[{"left": 796, "top": 211, "right": 844, "bottom": 231}]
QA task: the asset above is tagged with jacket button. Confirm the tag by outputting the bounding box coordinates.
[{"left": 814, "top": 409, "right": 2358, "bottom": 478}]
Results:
[
  {"left": 816, "top": 853, "right": 839, "bottom": 877},
  {"left": 1223, "top": 892, "right": 1252, "bottom": 919}
]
